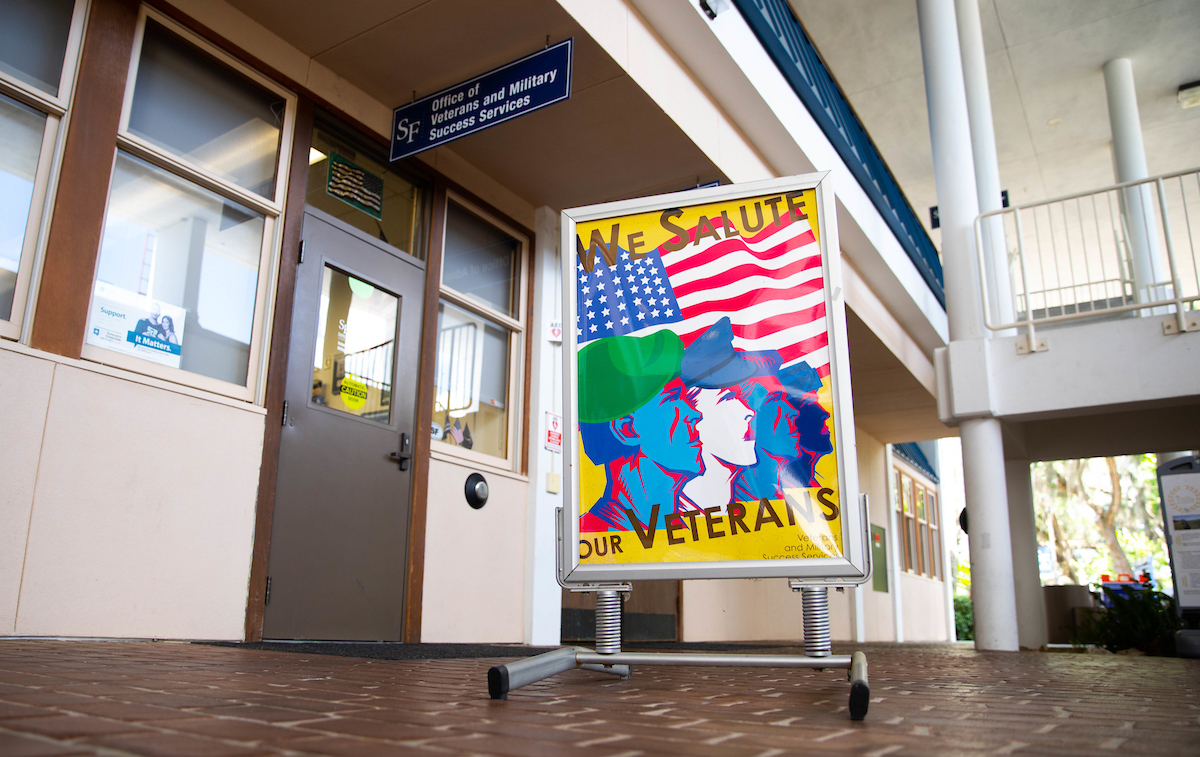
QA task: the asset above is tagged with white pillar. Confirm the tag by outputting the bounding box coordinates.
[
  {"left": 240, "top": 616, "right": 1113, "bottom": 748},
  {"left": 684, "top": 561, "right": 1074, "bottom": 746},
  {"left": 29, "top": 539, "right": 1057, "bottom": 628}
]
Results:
[
  {"left": 959, "top": 419, "right": 1020, "bottom": 650},
  {"left": 523, "top": 206, "right": 564, "bottom": 645},
  {"left": 918, "top": 0, "right": 1019, "bottom": 651},
  {"left": 1005, "top": 457, "right": 1048, "bottom": 649},
  {"left": 884, "top": 444, "right": 904, "bottom": 642},
  {"left": 955, "top": 0, "right": 1014, "bottom": 332},
  {"left": 1103, "top": 58, "right": 1167, "bottom": 305}
]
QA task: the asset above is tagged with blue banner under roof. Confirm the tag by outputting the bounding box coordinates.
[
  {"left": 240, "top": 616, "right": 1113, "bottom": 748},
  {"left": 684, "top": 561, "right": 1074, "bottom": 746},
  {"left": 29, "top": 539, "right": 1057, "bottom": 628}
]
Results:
[
  {"left": 893, "top": 442, "right": 939, "bottom": 484},
  {"left": 390, "top": 40, "right": 572, "bottom": 162},
  {"left": 732, "top": 0, "right": 946, "bottom": 308}
]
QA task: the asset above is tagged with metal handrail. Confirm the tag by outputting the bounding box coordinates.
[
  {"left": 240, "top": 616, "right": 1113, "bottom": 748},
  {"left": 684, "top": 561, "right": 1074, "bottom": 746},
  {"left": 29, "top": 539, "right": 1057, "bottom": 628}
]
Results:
[{"left": 975, "top": 167, "right": 1200, "bottom": 345}]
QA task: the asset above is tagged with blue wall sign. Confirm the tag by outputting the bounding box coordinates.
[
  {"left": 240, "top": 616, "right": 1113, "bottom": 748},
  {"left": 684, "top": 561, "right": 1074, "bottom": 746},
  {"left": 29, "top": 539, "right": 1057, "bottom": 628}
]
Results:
[{"left": 390, "top": 39, "right": 573, "bottom": 162}]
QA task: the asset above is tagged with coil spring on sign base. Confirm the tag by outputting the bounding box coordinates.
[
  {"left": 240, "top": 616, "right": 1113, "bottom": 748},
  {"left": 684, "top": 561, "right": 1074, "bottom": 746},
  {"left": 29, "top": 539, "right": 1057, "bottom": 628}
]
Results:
[
  {"left": 595, "top": 590, "right": 622, "bottom": 655},
  {"left": 802, "top": 587, "right": 832, "bottom": 657}
]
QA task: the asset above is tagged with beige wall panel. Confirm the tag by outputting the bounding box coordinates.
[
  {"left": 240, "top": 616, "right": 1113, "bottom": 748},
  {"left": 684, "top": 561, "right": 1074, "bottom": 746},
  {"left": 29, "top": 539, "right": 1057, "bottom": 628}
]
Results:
[
  {"left": 422, "top": 458, "right": 527, "bottom": 643},
  {"left": 862, "top": 580, "right": 895, "bottom": 641},
  {"left": 683, "top": 579, "right": 801, "bottom": 642},
  {"left": 899, "top": 573, "right": 949, "bottom": 642},
  {"left": 0, "top": 350, "right": 55, "bottom": 634},
  {"left": 15, "top": 366, "right": 264, "bottom": 639},
  {"left": 681, "top": 578, "right": 854, "bottom": 642},
  {"left": 856, "top": 428, "right": 896, "bottom": 641}
]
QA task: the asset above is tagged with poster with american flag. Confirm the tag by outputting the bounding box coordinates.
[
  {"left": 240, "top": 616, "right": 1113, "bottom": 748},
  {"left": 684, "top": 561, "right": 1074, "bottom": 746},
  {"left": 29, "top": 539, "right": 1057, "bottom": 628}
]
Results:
[{"left": 559, "top": 174, "right": 865, "bottom": 584}]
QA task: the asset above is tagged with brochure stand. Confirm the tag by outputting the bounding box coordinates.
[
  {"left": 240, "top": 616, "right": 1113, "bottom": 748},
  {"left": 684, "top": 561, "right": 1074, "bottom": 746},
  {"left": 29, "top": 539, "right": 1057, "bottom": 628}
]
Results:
[{"left": 487, "top": 507, "right": 871, "bottom": 721}]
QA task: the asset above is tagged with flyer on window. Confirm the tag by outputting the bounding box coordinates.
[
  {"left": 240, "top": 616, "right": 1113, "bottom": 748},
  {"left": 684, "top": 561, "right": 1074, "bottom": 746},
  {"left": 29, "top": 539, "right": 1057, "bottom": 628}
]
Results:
[
  {"left": 86, "top": 282, "right": 187, "bottom": 369},
  {"left": 562, "top": 174, "right": 861, "bottom": 582}
]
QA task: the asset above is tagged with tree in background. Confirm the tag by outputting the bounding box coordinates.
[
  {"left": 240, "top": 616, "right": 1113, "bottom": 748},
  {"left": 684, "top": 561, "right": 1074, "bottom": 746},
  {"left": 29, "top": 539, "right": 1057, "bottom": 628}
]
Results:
[{"left": 1032, "top": 454, "right": 1171, "bottom": 591}]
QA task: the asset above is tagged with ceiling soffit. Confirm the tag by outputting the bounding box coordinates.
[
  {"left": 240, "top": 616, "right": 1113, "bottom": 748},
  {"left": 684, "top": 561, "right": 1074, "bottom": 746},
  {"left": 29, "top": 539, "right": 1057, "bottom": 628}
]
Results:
[{"left": 223, "top": 0, "right": 723, "bottom": 209}]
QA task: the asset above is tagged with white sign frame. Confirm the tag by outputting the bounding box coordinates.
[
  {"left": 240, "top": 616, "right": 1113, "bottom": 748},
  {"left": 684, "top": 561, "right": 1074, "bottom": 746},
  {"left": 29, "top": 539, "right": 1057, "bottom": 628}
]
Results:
[{"left": 557, "top": 172, "right": 867, "bottom": 585}]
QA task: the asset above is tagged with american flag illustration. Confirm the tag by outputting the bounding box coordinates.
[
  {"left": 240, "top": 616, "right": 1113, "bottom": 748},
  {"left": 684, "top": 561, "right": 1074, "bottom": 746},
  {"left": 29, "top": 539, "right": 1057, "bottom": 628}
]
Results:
[
  {"left": 328, "top": 156, "right": 383, "bottom": 215},
  {"left": 576, "top": 209, "right": 828, "bottom": 376}
]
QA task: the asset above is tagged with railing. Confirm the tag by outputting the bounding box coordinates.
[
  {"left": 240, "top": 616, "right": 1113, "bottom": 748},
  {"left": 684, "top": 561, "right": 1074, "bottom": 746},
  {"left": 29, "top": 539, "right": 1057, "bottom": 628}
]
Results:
[
  {"left": 342, "top": 339, "right": 394, "bottom": 419},
  {"left": 732, "top": 0, "right": 945, "bottom": 307},
  {"left": 975, "top": 168, "right": 1200, "bottom": 347}
]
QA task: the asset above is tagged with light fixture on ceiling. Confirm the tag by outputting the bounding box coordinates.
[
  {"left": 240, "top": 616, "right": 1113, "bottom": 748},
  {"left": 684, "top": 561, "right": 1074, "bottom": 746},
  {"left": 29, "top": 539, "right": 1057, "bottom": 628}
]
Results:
[
  {"left": 1178, "top": 80, "right": 1200, "bottom": 109},
  {"left": 309, "top": 147, "right": 328, "bottom": 165},
  {"left": 1046, "top": 117, "right": 1062, "bottom": 127}
]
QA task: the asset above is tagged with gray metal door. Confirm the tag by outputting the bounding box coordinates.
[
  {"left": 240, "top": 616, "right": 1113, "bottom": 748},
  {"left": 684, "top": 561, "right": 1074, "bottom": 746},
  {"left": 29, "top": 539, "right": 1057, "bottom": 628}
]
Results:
[{"left": 264, "top": 208, "right": 424, "bottom": 640}]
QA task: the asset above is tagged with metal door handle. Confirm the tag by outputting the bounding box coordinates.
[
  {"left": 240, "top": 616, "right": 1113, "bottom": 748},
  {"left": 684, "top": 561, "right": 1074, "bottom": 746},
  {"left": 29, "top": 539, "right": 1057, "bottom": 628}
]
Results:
[{"left": 389, "top": 432, "right": 412, "bottom": 471}]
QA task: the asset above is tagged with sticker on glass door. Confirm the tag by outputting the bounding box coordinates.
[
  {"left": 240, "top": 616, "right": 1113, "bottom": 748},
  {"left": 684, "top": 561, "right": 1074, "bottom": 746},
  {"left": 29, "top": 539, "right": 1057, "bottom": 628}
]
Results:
[{"left": 312, "top": 266, "right": 398, "bottom": 422}]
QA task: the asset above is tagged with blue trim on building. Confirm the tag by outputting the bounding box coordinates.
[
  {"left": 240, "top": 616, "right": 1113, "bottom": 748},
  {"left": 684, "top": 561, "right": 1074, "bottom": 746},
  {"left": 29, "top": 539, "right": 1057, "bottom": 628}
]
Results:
[
  {"left": 731, "top": 0, "right": 946, "bottom": 307},
  {"left": 893, "top": 442, "right": 939, "bottom": 484}
]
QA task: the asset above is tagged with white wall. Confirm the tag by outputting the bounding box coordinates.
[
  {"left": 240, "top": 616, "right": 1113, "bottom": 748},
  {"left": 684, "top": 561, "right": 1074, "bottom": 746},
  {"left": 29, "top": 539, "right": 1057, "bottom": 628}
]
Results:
[
  {"left": 900, "top": 573, "right": 950, "bottom": 642},
  {"left": 422, "top": 457, "right": 528, "bottom": 643},
  {"left": 523, "top": 207, "right": 564, "bottom": 646},
  {"left": 857, "top": 429, "right": 897, "bottom": 641},
  {"left": 1, "top": 345, "right": 264, "bottom": 639}
]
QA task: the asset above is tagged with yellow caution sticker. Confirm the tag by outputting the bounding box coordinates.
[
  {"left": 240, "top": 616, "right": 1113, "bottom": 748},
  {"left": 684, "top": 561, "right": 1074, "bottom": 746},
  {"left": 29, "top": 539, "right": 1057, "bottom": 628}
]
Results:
[{"left": 340, "top": 376, "right": 368, "bottom": 410}]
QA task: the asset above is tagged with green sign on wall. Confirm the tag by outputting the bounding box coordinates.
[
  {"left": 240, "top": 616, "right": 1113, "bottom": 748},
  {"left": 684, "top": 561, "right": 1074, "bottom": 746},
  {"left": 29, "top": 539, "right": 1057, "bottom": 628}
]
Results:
[{"left": 871, "top": 525, "right": 888, "bottom": 593}]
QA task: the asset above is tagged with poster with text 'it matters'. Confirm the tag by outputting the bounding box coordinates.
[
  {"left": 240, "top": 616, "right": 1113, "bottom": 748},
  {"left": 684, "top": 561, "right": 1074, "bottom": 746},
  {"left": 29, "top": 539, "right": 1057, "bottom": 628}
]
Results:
[
  {"left": 564, "top": 175, "right": 858, "bottom": 582},
  {"left": 86, "top": 281, "right": 186, "bottom": 369}
]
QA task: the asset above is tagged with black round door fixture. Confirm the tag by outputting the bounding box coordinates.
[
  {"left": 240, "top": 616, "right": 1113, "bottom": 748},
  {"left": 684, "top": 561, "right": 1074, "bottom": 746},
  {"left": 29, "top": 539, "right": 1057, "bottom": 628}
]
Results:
[{"left": 465, "top": 473, "right": 489, "bottom": 509}]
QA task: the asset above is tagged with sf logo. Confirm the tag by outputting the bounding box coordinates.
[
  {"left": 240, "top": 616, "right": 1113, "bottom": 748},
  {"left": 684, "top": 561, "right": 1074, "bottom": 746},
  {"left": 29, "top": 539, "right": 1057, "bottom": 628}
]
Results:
[{"left": 396, "top": 118, "right": 420, "bottom": 145}]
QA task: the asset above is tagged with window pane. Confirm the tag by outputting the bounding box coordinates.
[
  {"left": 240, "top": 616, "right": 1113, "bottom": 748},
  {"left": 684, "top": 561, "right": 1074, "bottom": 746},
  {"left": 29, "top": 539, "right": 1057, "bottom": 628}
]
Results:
[
  {"left": 443, "top": 202, "right": 518, "bottom": 316},
  {"left": 930, "top": 526, "right": 941, "bottom": 579},
  {"left": 86, "top": 152, "right": 265, "bottom": 386},
  {"left": 904, "top": 515, "right": 916, "bottom": 572},
  {"left": 432, "top": 300, "right": 510, "bottom": 459},
  {"left": 0, "top": 0, "right": 73, "bottom": 96},
  {"left": 128, "top": 22, "right": 284, "bottom": 198},
  {"left": 927, "top": 492, "right": 938, "bottom": 527},
  {"left": 918, "top": 523, "right": 928, "bottom": 575},
  {"left": 0, "top": 92, "right": 46, "bottom": 321},
  {"left": 307, "top": 123, "right": 427, "bottom": 260},
  {"left": 901, "top": 474, "right": 912, "bottom": 514},
  {"left": 915, "top": 486, "right": 926, "bottom": 520},
  {"left": 311, "top": 266, "right": 398, "bottom": 422}
]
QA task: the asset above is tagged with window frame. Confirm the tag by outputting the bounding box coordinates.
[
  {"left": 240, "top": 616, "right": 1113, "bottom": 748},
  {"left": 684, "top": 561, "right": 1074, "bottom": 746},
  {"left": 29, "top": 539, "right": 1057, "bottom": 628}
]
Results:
[
  {"left": 78, "top": 6, "right": 296, "bottom": 403},
  {"left": 429, "top": 191, "right": 528, "bottom": 471},
  {"left": 893, "top": 458, "right": 941, "bottom": 579},
  {"left": 0, "top": 0, "right": 88, "bottom": 341}
]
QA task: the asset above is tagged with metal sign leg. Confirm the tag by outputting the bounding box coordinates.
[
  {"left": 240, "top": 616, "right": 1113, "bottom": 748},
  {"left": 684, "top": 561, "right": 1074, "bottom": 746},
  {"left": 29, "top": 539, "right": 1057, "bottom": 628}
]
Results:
[
  {"left": 801, "top": 587, "right": 832, "bottom": 657},
  {"left": 488, "top": 582, "right": 869, "bottom": 719},
  {"left": 579, "top": 589, "right": 632, "bottom": 678}
]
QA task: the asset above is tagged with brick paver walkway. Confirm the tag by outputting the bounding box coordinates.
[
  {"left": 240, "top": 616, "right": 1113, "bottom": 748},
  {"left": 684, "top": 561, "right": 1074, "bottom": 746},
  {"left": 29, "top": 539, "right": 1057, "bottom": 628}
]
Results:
[{"left": 1, "top": 640, "right": 1198, "bottom": 756}]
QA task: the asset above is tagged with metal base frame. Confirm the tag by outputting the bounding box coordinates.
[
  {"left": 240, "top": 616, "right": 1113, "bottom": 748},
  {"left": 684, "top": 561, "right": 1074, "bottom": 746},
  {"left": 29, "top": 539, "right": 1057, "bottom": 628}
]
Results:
[{"left": 488, "top": 585, "right": 870, "bottom": 720}]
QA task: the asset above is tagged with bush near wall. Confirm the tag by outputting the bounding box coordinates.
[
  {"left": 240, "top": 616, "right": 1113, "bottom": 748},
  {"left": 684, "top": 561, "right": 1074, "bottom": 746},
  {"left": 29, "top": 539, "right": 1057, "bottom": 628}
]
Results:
[{"left": 954, "top": 595, "right": 974, "bottom": 641}]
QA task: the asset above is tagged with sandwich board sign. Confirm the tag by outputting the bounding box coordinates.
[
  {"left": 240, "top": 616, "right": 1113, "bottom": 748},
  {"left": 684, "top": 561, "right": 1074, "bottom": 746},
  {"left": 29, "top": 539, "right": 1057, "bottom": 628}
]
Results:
[
  {"left": 558, "top": 172, "right": 866, "bottom": 585},
  {"left": 1158, "top": 455, "right": 1200, "bottom": 618}
]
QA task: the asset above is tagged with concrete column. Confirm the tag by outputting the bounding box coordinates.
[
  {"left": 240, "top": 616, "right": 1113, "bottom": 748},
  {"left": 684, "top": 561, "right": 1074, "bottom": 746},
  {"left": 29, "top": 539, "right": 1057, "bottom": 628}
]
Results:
[
  {"left": 884, "top": 444, "right": 904, "bottom": 642},
  {"left": 1005, "top": 457, "right": 1048, "bottom": 649},
  {"left": 959, "top": 419, "right": 1020, "bottom": 649},
  {"left": 523, "top": 206, "right": 564, "bottom": 645},
  {"left": 1103, "top": 58, "right": 1168, "bottom": 304},
  {"left": 955, "top": 0, "right": 1014, "bottom": 331},
  {"left": 918, "top": 0, "right": 1019, "bottom": 651}
]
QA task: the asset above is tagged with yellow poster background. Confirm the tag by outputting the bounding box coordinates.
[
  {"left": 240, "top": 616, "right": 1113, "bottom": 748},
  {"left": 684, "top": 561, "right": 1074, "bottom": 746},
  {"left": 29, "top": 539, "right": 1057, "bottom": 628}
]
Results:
[{"left": 574, "top": 187, "right": 842, "bottom": 567}]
